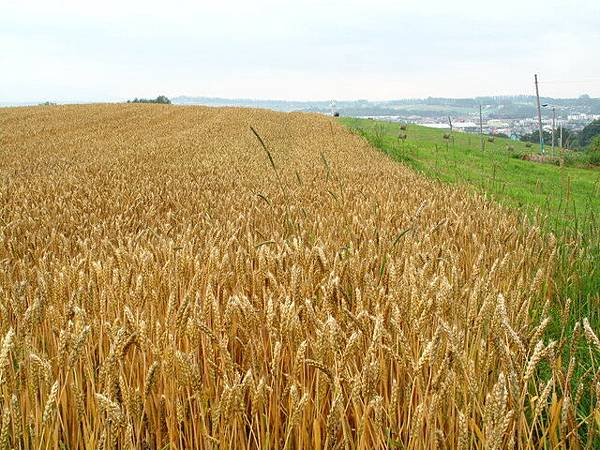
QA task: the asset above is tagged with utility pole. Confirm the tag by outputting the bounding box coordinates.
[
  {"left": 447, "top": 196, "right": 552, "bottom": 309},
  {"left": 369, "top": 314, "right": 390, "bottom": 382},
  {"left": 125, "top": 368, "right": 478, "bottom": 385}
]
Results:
[
  {"left": 551, "top": 107, "right": 556, "bottom": 157},
  {"left": 534, "top": 74, "right": 544, "bottom": 154},
  {"left": 448, "top": 116, "right": 454, "bottom": 144},
  {"left": 479, "top": 104, "right": 484, "bottom": 151},
  {"left": 560, "top": 123, "right": 563, "bottom": 149}
]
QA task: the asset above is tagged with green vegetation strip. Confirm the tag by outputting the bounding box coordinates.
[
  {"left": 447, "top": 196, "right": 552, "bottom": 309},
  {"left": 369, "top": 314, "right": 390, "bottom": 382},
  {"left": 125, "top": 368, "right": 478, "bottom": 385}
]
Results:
[
  {"left": 341, "top": 118, "right": 599, "bottom": 234},
  {"left": 340, "top": 117, "right": 598, "bottom": 303},
  {"left": 341, "top": 116, "right": 600, "bottom": 423}
]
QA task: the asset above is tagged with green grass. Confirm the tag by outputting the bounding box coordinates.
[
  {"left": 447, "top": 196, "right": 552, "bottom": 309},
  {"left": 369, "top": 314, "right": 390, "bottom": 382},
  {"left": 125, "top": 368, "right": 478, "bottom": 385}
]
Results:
[
  {"left": 340, "top": 118, "right": 599, "bottom": 236},
  {"left": 339, "top": 119, "right": 598, "bottom": 306},
  {"left": 341, "top": 117, "right": 600, "bottom": 439}
]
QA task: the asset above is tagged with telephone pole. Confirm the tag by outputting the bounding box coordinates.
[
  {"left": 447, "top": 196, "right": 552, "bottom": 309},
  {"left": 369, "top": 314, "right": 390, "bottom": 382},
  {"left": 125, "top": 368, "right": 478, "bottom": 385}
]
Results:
[
  {"left": 479, "top": 104, "right": 484, "bottom": 151},
  {"left": 551, "top": 107, "right": 556, "bottom": 156},
  {"left": 534, "top": 74, "right": 544, "bottom": 154},
  {"left": 560, "top": 123, "right": 563, "bottom": 149}
]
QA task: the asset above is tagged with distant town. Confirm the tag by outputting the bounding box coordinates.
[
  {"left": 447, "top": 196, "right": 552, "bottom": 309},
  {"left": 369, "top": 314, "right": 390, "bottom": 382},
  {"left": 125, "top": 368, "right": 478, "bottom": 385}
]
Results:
[
  {"left": 173, "top": 95, "right": 600, "bottom": 141},
  {"left": 352, "top": 111, "right": 600, "bottom": 141},
  {"left": 378, "top": 113, "right": 600, "bottom": 141}
]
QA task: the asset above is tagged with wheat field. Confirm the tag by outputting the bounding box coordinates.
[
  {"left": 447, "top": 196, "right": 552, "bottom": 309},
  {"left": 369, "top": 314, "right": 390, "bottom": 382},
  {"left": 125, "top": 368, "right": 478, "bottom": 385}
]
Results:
[{"left": 0, "top": 104, "right": 597, "bottom": 449}]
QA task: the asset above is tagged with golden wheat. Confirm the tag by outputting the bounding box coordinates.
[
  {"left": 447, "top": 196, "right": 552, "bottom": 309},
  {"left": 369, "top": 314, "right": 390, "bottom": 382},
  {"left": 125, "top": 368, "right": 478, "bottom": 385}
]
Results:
[{"left": 0, "top": 104, "right": 597, "bottom": 449}]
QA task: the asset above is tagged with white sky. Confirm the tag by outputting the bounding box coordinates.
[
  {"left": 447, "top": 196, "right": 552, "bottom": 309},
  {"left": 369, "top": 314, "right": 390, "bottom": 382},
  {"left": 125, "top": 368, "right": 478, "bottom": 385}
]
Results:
[{"left": 1, "top": 0, "right": 599, "bottom": 102}]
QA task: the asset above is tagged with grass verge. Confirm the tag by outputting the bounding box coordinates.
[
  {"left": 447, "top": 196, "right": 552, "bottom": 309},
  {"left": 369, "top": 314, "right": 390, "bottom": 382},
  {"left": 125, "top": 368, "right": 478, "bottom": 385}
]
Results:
[{"left": 341, "top": 117, "right": 600, "bottom": 436}]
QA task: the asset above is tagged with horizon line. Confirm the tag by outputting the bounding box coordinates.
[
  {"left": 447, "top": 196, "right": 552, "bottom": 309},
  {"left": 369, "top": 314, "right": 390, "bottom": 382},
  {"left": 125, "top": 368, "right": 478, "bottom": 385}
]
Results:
[{"left": 2, "top": 92, "right": 598, "bottom": 106}]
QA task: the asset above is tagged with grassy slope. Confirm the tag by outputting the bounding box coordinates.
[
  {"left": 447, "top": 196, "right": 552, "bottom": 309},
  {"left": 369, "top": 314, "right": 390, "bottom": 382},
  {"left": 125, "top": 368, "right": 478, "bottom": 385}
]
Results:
[
  {"left": 340, "top": 118, "right": 599, "bottom": 238},
  {"left": 339, "top": 118, "right": 599, "bottom": 302},
  {"left": 340, "top": 120, "right": 600, "bottom": 352},
  {"left": 341, "top": 117, "right": 600, "bottom": 429}
]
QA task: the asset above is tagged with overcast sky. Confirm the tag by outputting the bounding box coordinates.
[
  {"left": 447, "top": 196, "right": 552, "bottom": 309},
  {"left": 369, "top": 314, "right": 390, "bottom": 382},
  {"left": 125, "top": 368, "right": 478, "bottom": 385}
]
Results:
[{"left": 2, "top": 0, "right": 599, "bottom": 102}]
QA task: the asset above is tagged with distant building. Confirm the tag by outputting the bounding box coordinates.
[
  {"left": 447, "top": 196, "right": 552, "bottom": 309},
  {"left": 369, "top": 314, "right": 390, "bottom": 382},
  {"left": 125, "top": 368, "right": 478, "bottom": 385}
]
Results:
[
  {"left": 453, "top": 121, "right": 479, "bottom": 132},
  {"left": 419, "top": 123, "right": 450, "bottom": 129},
  {"left": 487, "top": 119, "right": 509, "bottom": 128}
]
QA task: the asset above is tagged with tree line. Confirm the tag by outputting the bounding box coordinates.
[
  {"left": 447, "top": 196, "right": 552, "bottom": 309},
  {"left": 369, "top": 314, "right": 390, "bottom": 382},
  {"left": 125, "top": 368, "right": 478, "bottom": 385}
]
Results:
[
  {"left": 127, "top": 95, "right": 171, "bottom": 104},
  {"left": 520, "top": 119, "right": 600, "bottom": 152}
]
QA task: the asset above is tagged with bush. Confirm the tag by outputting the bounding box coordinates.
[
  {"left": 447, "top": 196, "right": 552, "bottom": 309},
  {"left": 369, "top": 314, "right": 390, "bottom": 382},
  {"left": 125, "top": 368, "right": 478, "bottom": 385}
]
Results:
[
  {"left": 579, "top": 119, "right": 600, "bottom": 147},
  {"left": 127, "top": 96, "right": 171, "bottom": 104},
  {"left": 589, "top": 135, "right": 600, "bottom": 152},
  {"left": 585, "top": 136, "right": 600, "bottom": 166},
  {"left": 587, "top": 151, "right": 600, "bottom": 166}
]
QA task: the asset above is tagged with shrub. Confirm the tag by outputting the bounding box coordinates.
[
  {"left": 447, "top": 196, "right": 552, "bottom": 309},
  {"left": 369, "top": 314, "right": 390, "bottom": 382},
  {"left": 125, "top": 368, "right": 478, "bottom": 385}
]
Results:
[{"left": 127, "top": 95, "right": 171, "bottom": 104}]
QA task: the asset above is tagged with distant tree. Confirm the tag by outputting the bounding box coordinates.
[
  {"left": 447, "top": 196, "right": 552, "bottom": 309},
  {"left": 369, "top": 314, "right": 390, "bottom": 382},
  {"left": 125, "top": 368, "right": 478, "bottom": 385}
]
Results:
[
  {"left": 520, "top": 130, "right": 552, "bottom": 144},
  {"left": 127, "top": 96, "right": 171, "bottom": 104},
  {"left": 521, "top": 128, "right": 579, "bottom": 149},
  {"left": 155, "top": 95, "right": 171, "bottom": 104},
  {"left": 589, "top": 135, "right": 600, "bottom": 152},
  {"left": 562, "top": 128, "right": 580, "bottom": 149},
  {"left": 587, "top": 136, "right": 600, "bottom": 165},
  {"left": 579, "top": 119, "right": 600, "bottom": 147}
]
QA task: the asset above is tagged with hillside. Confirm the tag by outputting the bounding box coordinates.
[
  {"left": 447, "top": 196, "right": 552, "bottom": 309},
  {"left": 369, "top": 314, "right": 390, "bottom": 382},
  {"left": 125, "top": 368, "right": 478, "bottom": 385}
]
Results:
[
  {"left": 0, "top": 104, "right": 596, "bottom": 449},
  {"left": 340, "top": 118, "right": 600, "bottom": 234}
]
